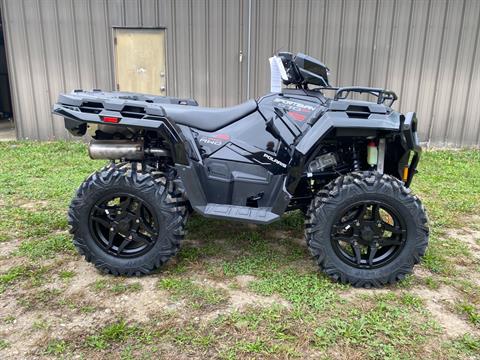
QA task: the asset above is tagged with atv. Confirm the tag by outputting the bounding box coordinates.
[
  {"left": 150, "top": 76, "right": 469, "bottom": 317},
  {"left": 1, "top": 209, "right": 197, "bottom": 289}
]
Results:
[{"left": 53, "top": 52, "right": 428, "bottom": 288}]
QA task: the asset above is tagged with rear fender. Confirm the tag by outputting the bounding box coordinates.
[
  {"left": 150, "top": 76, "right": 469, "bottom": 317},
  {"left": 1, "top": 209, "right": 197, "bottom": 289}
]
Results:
[{"left": 52, "top": 104, "right": 190, "bottom": 165}]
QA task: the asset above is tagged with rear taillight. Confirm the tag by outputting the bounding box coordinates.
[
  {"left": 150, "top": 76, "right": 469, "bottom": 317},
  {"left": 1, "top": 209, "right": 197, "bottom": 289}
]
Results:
[{"left": 101, "top": 116, "right": 121, "bottom": 124}]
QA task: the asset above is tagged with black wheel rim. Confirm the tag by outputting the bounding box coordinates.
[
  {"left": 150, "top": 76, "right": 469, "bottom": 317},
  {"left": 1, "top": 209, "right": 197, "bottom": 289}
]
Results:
[
  {"left": 89, "top": 193, "right": 159, "bottom": 258},
  {"left": 330, "top": 201, "right": 407, "bottom": 269}
]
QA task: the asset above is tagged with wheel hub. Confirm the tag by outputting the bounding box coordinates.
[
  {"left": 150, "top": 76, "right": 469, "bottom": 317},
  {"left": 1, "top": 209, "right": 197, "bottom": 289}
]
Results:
[
  {"left": 89, "top": 193, "right": 160, "bottom": 258},
  {"left": 116, "top": 218, "right": 132, "bottom": 235},
  {"left": 331, "top": 201, "right": 407, "bottom": 269},
  {"left": 360, "top": 225, "right": 375, "bottom": 242}
]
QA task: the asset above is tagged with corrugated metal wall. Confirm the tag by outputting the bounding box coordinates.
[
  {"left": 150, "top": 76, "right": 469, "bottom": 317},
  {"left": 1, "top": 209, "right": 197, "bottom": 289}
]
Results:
[
  {"left": 0, "top": 0, "right": 248, "bottom": 140},
  {"left": 249, "top": 0, "right": 480, "bottom": 147},
  {"left": 1, "top": 0, "right": 479, "bottom": 147}
]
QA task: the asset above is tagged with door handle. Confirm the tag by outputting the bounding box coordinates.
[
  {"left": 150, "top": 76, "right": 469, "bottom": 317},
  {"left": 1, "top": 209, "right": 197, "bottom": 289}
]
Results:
[{"left": 160, "top": 86, "right": 166, "bottom": 92}]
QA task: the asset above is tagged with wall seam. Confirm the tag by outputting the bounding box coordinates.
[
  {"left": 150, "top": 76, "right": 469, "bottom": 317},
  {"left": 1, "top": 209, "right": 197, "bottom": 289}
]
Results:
[
  {"left": 426, "top": 0, "right": 449, "bottom": 146},
  {"left": 20, "top": 0, "right": 39, "bottom": 138},
  {"left": 442, "top": 0, "right": 466, "bottom": 145},
  {"left": 462, "top": 3, "right": 480, "bottom": 145},
  {"left": 37, "top": 0, "right": 54, "bottom": 139},
  {"left": 398, "top": 0, "right": 414, "bottom": 110}
]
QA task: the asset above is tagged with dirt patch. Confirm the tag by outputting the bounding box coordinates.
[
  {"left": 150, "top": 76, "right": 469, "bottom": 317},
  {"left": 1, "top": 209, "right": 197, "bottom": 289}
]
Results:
[
  {"left": 17, "top": 199, "right": 50, "bottom": 210},
  {"left": 195, "top": 277, "right": 290, "bottom": 322},
  {"left": 0, "top": 239, "right": 22, "bottom": 260},
  {"left": 339, "top": 287, "right": 391, "bottom": 301},
  {"left": 235, "top": 274, "right": 256, "bottom": 287},
  {"left": 62, "top": 259, "right": 176, "bottom": 322},
  {"left": 447, "top": 226, "right": 480, "bottom": 260},
  {"left": 413, "top": 286, "right": 476, "bottom": 338}
]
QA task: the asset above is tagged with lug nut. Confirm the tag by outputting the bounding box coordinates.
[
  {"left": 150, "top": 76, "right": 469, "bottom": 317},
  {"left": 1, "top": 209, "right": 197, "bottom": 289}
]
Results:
[
  {"left": 136, "top": 219, "right": 140, "bottom": 223},
  {"left": 110, "top": 227, "right": 114, "bottom": 231},
  {"left": 128, "top": 235, "right": 133, "bottom": 240}
]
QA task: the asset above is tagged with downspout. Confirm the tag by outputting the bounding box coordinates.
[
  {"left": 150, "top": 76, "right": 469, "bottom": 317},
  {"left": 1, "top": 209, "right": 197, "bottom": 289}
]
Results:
[{"left": 246, "top": 0, "right": 252, "bottom": 99}]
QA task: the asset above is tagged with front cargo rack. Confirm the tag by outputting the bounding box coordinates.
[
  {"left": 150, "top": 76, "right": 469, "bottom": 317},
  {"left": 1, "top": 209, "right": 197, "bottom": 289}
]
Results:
[
  {"left": 316, "top": 86, "right": 398, "bottom": 107},
  {"left": 334, "top": 86, "right": 398, "bottom": 107}
]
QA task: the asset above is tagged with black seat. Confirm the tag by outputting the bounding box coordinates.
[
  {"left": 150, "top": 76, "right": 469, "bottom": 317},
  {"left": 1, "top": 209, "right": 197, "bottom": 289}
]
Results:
[{"left": 161, "top": 100, "right": 257, "bottom": 132}]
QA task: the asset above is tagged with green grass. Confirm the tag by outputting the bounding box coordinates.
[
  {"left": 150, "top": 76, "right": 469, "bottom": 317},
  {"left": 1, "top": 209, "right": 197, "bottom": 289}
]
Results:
[
  {"left": 249, "top": 269, "right": 343, "bottom": 312},
  {"left": 313, "top": 293, "right": 438, "bottom": 358},
  {"left": 90, "top": 279, "right": 143, "bottom": 294},
  {"left": 0, "top": 142, "right": 479, "bottom": 359},
  {"left": 0, "top": 264, "right": 51, "bottom": 293},
  {"left": 0, "top": 339, "right": 9, "bottom": 350},
  {"left": 413, "top": 150, "right": 480, "bottom": 227},
  {"left": 456, "top": 302, "right": 480, "bottom": 327},
  {"left": 44, "top": 339, "right": 68, "bottom": 355},
  {"left": 158, "top": 277, "right": 228, "bottom": 309}
]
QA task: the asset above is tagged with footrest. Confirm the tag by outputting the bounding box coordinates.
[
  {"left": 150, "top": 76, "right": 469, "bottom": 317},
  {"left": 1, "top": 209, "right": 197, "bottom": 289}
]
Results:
[{"left": 202, "top": 203, "right": 279, "bottom": 224}]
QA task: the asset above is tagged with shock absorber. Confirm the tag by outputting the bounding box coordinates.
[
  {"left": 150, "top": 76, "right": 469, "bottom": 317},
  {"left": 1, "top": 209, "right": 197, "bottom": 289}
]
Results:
[
  {"left": 352, "top": 144, "right": 361, "bottom": 171},
  {"left": 367, "top": 140, "right": 378, "bottom": 168}
]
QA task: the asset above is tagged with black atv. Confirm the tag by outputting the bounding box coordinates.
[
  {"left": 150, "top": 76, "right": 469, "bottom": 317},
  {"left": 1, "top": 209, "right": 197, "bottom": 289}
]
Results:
[{"left": 53, "top": 52, "right": 428, "bottom": 288}]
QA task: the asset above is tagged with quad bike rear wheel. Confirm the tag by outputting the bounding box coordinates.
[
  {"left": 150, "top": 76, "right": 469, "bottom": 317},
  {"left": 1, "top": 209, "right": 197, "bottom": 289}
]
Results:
[
  {"left": 68, "top": 163, "right": 187, "bottom": 276},
  {"left": 305, "top": 171, "right": 429, "bottom": 288}
]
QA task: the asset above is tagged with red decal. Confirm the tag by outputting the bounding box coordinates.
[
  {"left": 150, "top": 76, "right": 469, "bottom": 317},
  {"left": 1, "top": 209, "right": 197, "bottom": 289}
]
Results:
[
  {"left": 287, "top": 111, "right": 306, "bottom": 121},
  {"left": 214, "top": 133, "right": 231, "bottom": 140}
]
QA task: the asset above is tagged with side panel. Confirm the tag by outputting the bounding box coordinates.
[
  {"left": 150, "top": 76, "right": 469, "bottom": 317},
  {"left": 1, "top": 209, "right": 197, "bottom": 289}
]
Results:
[{"left": 178, "top": 110, "right": 290, "bottom": 208}]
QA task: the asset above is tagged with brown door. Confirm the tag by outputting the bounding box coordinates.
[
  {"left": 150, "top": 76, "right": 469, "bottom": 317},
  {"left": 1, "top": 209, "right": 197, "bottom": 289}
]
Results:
[{"left": 114, "top": 28, "right": 166, "bottom": 95}]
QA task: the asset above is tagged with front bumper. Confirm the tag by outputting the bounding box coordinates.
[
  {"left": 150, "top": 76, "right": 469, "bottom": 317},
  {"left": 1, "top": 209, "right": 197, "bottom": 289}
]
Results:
[{"left": 400, "top": 112, "right": 422, "bottom": 187}]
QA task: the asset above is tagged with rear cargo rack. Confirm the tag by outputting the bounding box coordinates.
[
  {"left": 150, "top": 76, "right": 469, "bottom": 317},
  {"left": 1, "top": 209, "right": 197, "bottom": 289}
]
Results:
[{"left": 333, "top": 86, "right": 398, "bottom": 107}]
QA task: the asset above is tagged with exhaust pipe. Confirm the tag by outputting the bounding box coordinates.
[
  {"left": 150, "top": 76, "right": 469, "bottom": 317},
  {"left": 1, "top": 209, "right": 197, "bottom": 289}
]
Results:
[
  {"left": 88, "top": 140, "right": 171, "bottom": 160},
  {"left": 88, "top": 140, "right": 144, "bottom": 160}
]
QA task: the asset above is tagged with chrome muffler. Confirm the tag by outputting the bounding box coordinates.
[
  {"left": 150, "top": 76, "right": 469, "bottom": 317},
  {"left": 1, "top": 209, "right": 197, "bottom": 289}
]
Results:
[
  {"left": 88, "top": 140, "right": 171, "bottom": 160},
  {"left": 88, "top": 140, "right": 144, "bottom": 160}
]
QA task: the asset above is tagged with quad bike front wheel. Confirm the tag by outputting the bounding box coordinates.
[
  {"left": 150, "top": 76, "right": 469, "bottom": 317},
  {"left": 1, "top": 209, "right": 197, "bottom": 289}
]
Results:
[
  {"left": 305, "top": 172, "right": 429, "bottom": 288},
  {"left": 68, "top": 164, "right": 187, "bottom": 276}
]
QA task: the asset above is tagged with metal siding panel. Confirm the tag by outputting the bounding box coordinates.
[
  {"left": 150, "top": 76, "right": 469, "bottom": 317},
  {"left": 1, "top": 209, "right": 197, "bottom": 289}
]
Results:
[
  {"left": 249, "top": 0, "right": 274, "bottom": 98},
  {"left": 124, "top": 0, "right": 141, "bottom": 26},
  {"left": 354, "top": 0, "right": 377, "bottom": 88},
  {"left": 141, "top": 0, "right": 156, "bottom": 26},
  {"left": 369, "top": 0, "right": 395, "bottom": 91},
  {"left": 304, "top": 0, "right": 327, "bottom": 57},
  {"left": 443, "top": 0, "right": 479, "bottom": 146},
  {"left": 415, "top": 0, "right": 447, "bottom": 144},
  {"left": 171, "top": 0, "right": 191, "bottom": 99},
  {"left": 461, "top": 1, "right": 480, "bottom": 146},
  {"left": 385, "top": 0, "right": 412, "bottom": 111},
  {"left": 107, "top": 0, "right": 125, "bottom": 26},
  {"left": 223, "top": 0, "right": 242, "bottom": 106},
  {"left": 90, "top": 0, "right": 114, "bottom": 90},
  {"left": 273, "top": 0, "right": 291, "bottom": 53},
  {"left": 337, "top": 0, "right": 360, "bottom": 86},
  {"left": 39, "top": 0, "right": 68, "bottom": 139},
  {"left": 72, "top": 1, "right": 95, "bottom": 88},
  {"left": 429, "top": 0, "right": 465, "bottom": 145},
  {"left": 190, "top": 0, "right": 208, "bottom": 106},
  {"left": 5, "top": 0, "right": 40, "bottom": 139},
  {"left": 290, "top": 0, "right": 308, "bottom": 54},
  {"left": 397, "top": 0, "right": 429, "bottom": 116},
  {"left": 23, "top": 0, "right": 51, "bottom": 139},
  {"left": 206, "top": 0, "right": 223, "bottom": 106},
  {"left": 164, "top": 0, "right": 177, "bottom": 97},
  {"left": 322, "top": 0, "right": 343, "bottom": 86}
]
